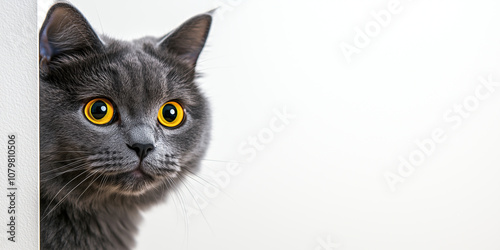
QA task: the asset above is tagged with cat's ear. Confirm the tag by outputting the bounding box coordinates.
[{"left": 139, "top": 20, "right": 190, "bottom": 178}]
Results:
[
  {"left": 157, "top": 11, "right": 213, "bottom": 67},
  {"left": 39, "top": 3, "right": 103, "bottom": 71}
]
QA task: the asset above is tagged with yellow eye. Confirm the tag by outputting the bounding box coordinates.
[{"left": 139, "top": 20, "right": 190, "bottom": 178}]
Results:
[
  {"left": 84, "top": 98, "right": 114, "bottom": 125},
  {"left": 158, "top": 101, "right": 184, "bottom": 128}
]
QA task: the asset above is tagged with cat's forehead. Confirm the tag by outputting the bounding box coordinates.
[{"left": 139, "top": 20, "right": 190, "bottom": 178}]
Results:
[
  {"left": 88, "top": 41, "right": 194, "bottom": 108},
  {"left": 109, "top": 41, "right": 169, "bottom": 85},
  {"left": 110, "top": 49, "right": 167, "bottom": 91}
]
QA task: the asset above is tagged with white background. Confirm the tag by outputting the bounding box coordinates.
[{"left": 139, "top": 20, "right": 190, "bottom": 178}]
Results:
[
  {"left": 38, "top": 0, "right": 500, "bottom": 249},
  {"left": 0, "top": 1, "right": 38, "bottom": 249}
]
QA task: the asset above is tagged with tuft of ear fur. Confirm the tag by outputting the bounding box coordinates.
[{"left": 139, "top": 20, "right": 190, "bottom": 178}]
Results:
[
  {"left": 39, "top": 2, "right": 103, "bottom": 72},
  {"left": 157, "top": 11, "right": 213, "bottom": 67}
]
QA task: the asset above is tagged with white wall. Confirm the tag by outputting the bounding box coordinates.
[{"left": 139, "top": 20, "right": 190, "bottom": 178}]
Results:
[
  {"left": 0, "top": 1, "right": 38, "bottom": 249},
  {"left": 39, "top": 1, "right": 500, "bottom": 249}
]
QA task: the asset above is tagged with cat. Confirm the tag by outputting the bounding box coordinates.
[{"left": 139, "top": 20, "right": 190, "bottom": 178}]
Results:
[{"left": 39, "top": 3, "right": 212, "bottom": 249}]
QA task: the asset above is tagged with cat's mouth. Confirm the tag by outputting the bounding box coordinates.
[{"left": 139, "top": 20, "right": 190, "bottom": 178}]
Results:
[
  {"left": 90, "top": 160, "right": 180, "bottom": 195},
  {"left": 130, "top": 162, "right": 180, "bottom": 178},
  {"left": 122, "top": 163, "right": 179, "bottom": 192},
  {"left": 119, "top": 164, "right": 155, "bottom": 181},
  {"left": 108, "top": 166, "right": 159, "bottom": 195},
  {"left": 129, "top": 167, "right": 149, "bottom": 179},
  {"left": 100, "top": 161, "right": 179, "bottom": 178}
]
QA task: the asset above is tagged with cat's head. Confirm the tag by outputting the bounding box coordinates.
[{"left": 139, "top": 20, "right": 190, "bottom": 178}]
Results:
[{"left": 39, "top": 3, "right": 212, "bottom": 206}]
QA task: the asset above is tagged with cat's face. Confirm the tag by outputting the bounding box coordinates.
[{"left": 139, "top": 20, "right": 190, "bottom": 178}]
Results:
[{"left": 39, "top": 3, "right": 211, "bottom": 203}]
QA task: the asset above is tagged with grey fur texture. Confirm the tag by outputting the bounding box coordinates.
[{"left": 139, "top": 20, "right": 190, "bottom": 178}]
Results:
[{"left": 39, "top": 3, "right": 212, "bottom": 249}]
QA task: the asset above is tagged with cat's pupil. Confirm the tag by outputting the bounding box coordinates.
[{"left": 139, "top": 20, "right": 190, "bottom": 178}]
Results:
[
  {"left": 162, "top": 104, "right": 177, "bottom": 122},
  {"left": 91, "top": 101, "right": 107, "bottom": 119}
]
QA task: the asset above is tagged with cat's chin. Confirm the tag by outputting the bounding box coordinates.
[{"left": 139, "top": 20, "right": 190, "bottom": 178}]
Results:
[{"left": 103, "top": 168, "right": 177, "bottom": 196}]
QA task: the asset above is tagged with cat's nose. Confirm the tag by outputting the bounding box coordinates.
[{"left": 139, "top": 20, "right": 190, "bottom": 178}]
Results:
[{"left": 128, "top": 143, "right": 154, "bottom": 160}]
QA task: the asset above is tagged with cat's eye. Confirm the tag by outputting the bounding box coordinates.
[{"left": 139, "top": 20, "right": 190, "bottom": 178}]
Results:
[
  {"left": 84, "top": 98, "right": 115, "bottom": 125},
  {"left": 158, "top": 101, "right": 184, "bottom": 128}
]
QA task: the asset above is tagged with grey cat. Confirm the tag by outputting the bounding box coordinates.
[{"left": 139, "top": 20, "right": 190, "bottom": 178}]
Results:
[{"left": 39, "top": 3, "right": 212, "bottom": 249}]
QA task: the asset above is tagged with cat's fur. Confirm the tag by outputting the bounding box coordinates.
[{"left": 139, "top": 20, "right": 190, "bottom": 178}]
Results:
[{"left": 39, "top": 3, "right": 212, "bottom": 249}]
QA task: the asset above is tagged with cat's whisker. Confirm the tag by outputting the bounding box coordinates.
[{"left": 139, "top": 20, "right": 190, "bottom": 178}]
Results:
[
  {"left": 164, "top": 177, "right": 182, "bottom": 227},
  {"left": 96, "top": 173, "right": 110, "bottom": 198},
  {"left": 40, "top": 163, "right": 91, "bottom": 183},
  {"left": 42, "top": 157, "right": 89, "bottom": 165},
  {"left": 180, "top": 178, "right": 216, "bottom": 207},
  {"left": 177, "top": 177, "right": 214, "bottom": 234},
  {"left": 54, "top": 150, "right": 89, "bottom": 153},
  {"left": 92, "top": 11, "right": 115, "bottom": 69},
  {"left": 101, "top": 175, "right": 110, "bottom": 196},
  {"left": 201, "top": 158, "right": 243, "bottom": 164},
  {"left": 179, "top": 170, "right": 215, "bottom": 189},
  {"left": 183, "top": 169, "right": 222, "bottom": 189},
  {"left": 40, "top": 162, "right": 93, "bottom": 182},
  {"left": 42, "top": 150, "right": 90, "bottom": 153},
  {"left": 41, "top": 169, "right": 88, "bottom": 182},
  {"left": 40, "top": 151, "right": 90, "bottom": 159},
  {"left": 42, "top": 167, "right": 90, "bottom": 216},
  {"left": 181, "top": 170, "right": 235, "bottom": 202},
  {"left": 177, "top": 185, "right": 190, "bottom": 248},
  {"left": 76, "top": 171, "right": 103, "bottom": 202},
  {"left": 40, "top": 158, "right": 89, "bottom": 175},
  {"left": 166, "top": 176, "right": 183, "bottom": 227},
  {"left": 197, "top": 55, "right": 225, "bottom": 63},
  {"left": 42, "top": 170, "right": 96, "bottom": 221},
  {"left": 166, "top": 177, "right": 190, "bottom": 246},
  {"left": 176, "top": 182, "right": 195, "bottom": 249}
]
